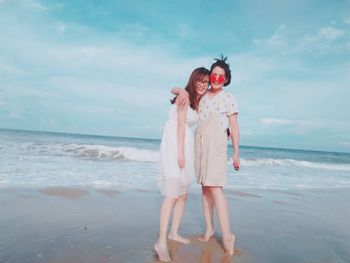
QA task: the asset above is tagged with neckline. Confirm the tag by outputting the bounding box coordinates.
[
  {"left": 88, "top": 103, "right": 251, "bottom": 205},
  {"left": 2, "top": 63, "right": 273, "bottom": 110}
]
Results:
[{"left": 207, "top": 89, "right": 224, "bottom": 99}]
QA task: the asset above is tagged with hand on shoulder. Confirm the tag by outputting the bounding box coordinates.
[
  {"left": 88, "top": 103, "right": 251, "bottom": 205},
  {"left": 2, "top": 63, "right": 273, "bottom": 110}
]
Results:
[{"left": 175, "top": 93, "right": 189, "bottom": 110}]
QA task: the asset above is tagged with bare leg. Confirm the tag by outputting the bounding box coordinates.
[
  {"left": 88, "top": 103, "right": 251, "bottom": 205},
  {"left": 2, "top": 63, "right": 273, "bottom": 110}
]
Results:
[
  {"left": 199, "top": 186, "right": 215, "bottom": 242},
  {"left": 209, "top": 187, "right": 236, "bottom": 255},
  {"left": 154, "top": 197, "right": 177, "bottom": 262},
  {"left": 168, "top": 193, "right": 191, "bottom": 244}
]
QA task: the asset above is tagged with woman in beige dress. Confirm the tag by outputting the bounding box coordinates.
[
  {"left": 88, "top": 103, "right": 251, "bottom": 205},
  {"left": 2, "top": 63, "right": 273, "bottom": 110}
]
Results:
[
  {"left": 174, "top": 56, "right": 240, "bottom": 256},
  {"left": 196, "top": 56, "right": 240, "bottom": 256}
]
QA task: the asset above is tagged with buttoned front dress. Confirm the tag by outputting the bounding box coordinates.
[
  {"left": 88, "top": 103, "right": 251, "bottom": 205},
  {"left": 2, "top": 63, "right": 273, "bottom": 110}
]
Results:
[{"left": 195, "top": 91, "right": 239, "bottom": 187}]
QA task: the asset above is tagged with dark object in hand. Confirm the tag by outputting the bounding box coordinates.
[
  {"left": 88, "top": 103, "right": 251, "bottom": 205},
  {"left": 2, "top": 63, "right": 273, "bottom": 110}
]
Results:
[{"left": 226, "top": 128, "right": 230, "bottom": 138}]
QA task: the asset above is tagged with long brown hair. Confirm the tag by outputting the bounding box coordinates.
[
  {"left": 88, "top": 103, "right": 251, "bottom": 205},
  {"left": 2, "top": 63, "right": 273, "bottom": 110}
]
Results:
[{"left": 171, "top": 67, "right": 209, "bottom": 110}]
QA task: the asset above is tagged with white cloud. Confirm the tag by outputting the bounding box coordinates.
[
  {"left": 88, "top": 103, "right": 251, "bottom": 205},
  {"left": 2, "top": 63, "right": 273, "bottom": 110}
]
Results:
[
  {"left": 9, "top": 111, "right": 22, "bottom": 119},
  {"left": 176, "top": 24, "right": 193, "bottom": 38},
  {"left": 1, "top": 1, "right": 349, "bottom": 150},
  {"left": 297, "top": 26, "right": 347, "bottom": 51},
  {"left": 254, "top": 24, "right": 349, "bottom": 54},
  {"left": 55, "top": 22, "right": 67, "bottom": 33},
  {"left": 261, "top": 118, "right": 309, "bottom": 126},
  {"left": 21, "top": 0, "right": 47, "bottom": 11},
  {"left": 339, "top": 140, "right": 350, "bottom": 147},
  {"left": 0, "top": 60, "right": 27, "bottom": 77},
  {"left": 253, "top": 24, "right": 287, "bottom": 48},
  {"left": 240, "top": 129, "right": 254, "bottom": 136},
  {"left": 229, "top": 53, "right": 279, "bottom": 86},
  {"left": 60, "top": 104, "right": 115, "bottom": 116},
  {"left": 343, "top": 17, "right": 350, "bottom": 25},
  {"left": 318, "top": 27, "right": 346, "bottom": 40},
  {"left": 0, "top": 8, "right": 213, "bottom": 134},
  {"left": 346, "top": 42, "right": 350, "bottom": 50}
]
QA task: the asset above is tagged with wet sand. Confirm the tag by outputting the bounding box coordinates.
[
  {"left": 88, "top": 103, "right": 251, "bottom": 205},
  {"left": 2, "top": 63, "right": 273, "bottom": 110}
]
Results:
[{"left": 0, "top": 187, "right": 349, "bottom": 263}]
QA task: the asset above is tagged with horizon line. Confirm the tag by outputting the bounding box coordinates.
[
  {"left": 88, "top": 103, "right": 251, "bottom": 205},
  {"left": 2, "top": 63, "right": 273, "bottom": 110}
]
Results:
[{"left": 1, "top": 127, "right": 349, "bottom": 155}]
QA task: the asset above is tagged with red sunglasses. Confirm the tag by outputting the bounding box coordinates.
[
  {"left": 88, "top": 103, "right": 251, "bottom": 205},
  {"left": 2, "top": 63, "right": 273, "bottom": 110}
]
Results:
[{"left": 210, "top": 74, "right": 225, "bottom": 85}]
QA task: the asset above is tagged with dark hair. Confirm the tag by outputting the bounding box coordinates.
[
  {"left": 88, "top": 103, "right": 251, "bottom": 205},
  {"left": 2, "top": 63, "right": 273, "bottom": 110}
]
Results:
[
  {"left": 210, "top": 55, "right": 231, "bottom": 86},
  {"left": 171, "top": 67, "right": 209, "bottom": 110}
]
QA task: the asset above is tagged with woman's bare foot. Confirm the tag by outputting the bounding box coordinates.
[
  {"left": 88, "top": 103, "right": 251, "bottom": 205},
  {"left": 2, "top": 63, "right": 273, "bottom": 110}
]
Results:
[
  {"left": 154, "top": 242, "right": 171, "bottom": 262},
  {"left": 223, "top": 233, "right": 236, "bottom": 256},
  {"left": 199, "top": 229, "right": 214, "bottom": 242},
  {"left": 168, "top": 233, "right": 191, "bottom": 244}
]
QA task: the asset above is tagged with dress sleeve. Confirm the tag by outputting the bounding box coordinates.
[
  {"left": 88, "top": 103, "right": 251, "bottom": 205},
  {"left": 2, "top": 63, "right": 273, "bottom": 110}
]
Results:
[{"left": 226, "top": 92, "right": 239, "bottom": 116}]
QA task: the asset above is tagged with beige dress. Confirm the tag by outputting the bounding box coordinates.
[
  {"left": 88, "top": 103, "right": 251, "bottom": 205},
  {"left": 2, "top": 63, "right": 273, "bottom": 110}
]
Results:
[{"left": 195, "top": 91, "right": 238, "bottom": 187}]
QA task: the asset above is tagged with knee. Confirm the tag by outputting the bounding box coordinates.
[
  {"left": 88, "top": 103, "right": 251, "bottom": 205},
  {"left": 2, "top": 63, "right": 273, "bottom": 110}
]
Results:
[
  {"left": 208, "top": 187, "right": 223, "bottom": 197},
  {"left": 165, "top": 196, "right": 177, "bottom": 203},
  {"left": 179, "top": 193, "right": 188, "bottom": 201}
]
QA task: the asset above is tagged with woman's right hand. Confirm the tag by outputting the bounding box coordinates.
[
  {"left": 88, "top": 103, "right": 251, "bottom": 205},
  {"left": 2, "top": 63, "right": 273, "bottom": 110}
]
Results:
[
  {"left": 178, "top": 153, "right": 185, "bottom": 169},
  {"left": 233, "top": 154, "right": 240, "bottom": 171}
]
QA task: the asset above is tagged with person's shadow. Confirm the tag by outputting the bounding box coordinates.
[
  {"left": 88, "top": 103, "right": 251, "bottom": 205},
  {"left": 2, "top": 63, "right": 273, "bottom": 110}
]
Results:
[
  {"left": 151, "top": 235, "right": 240, "bottom": 263},
  {"left": 197, "top": 235, "right": 237, "bottom": 263}
]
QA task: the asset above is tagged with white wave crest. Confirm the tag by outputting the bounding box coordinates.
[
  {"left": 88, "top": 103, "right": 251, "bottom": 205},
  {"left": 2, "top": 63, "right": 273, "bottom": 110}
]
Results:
[
  {"left": 237, "top": 158, "right": 350, "bottom": 172},
  {"left": 11, "top": 142, "right": 350, "bottom": 170},
  {"left": 18, "top": 143, "right": 159, "bottom": 162},
  {"left": 63, "top": 144, "right": 159, "bottom": 162}
]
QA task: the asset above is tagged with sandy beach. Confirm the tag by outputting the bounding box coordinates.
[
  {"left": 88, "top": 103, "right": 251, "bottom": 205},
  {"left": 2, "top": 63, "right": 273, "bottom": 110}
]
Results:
[{"left": 0, "top": 187, "right": 349, "bottom": 263}]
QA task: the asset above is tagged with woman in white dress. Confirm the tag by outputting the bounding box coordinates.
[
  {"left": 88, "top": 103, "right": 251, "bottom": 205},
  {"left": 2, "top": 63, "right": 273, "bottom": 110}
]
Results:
[{"left": 154, "top": 67, "right": 210, "bottom": 262}]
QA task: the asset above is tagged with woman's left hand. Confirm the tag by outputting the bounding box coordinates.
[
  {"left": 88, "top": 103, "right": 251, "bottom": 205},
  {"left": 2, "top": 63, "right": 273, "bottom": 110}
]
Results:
[{"left": 175, "top": 90, "right": 189, "bottom": 108}]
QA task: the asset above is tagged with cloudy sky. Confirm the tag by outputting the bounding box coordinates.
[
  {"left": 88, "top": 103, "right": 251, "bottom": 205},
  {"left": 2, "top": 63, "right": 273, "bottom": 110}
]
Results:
[{"left": 0, "top": 0, "right": 349, "bottom": 152}]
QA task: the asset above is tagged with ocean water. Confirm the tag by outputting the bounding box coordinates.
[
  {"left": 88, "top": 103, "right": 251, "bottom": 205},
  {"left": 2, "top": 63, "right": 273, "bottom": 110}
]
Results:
[{"left": 1, "top": 128, "right": 350, "bottom": 191}]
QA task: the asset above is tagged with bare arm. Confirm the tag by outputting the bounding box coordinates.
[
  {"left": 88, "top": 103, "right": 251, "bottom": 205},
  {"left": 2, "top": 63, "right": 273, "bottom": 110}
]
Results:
[
  {"left": 171, "top": 87, "right": 186, "bottom": 95},
  {"left": 228, "top": 113, "right": 240, "bottom": 170},
  {"left": 177, "top": 101, "right": 188, "bottom": 169},
  {"left": 171, "top": 87, "right": 189, "bottom": 108}
]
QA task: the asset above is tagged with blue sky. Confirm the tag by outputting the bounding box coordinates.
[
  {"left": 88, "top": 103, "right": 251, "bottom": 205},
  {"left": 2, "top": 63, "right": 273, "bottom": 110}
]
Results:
[{"left": 0, "top": 0, "right": 350, "bottom": 152}]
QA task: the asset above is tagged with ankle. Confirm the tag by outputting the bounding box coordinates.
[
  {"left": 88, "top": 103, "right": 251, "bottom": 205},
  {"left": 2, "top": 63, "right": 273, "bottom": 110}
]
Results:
[
  {"left": 223, "top": 233, "right": 235, "bottom": 241},
  {"left": 168, "top": 230, "right": 178, "bottom": 237},
  {"left": 205, "top": 227, "right": 214, "bottom": 233},
  {"left": 156, "top": 239, "right": 167, "bottom": 247}
]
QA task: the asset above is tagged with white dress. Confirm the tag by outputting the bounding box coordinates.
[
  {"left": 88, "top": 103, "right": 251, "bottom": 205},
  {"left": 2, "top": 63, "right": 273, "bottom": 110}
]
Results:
[{"left": 158, "top": 104, "right": 198, "bottom": 197}]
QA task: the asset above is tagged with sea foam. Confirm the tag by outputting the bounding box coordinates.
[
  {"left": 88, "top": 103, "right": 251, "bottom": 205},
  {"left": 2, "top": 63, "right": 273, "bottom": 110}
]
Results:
[
  {"left": 17, "top": 142, "right": 350, "bottom": 172},
  {"left": 237, "top": 158, "right": 350, "bottom": 172}
]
